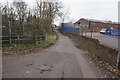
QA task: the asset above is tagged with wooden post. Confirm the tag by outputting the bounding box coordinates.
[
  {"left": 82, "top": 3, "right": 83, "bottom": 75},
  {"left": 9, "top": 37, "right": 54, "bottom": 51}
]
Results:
[
  {"left": 88, "top": 21, "right": 92, "bottom": 38},
  {"left": 117, "top": 2, "right": 120, "bottom": 78},
  {"left": 7, "top": 2, "right": 12, "bottom": 44},
  {"left": 9, "top": 20, "right": 12, "bottom": 44}
]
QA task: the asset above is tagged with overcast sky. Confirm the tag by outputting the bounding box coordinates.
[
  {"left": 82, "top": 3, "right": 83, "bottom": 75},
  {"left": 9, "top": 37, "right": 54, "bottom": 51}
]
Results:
[
  {"left": 60, "top": 0, "right": 119, "bottom": 22},
  {"left": 0, "top": 0, "right": 120, "bottom": 24}
]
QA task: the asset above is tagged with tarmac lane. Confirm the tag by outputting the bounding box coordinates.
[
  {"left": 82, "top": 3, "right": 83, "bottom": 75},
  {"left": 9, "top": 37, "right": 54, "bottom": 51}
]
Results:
[{"left": 2, "top": 32, "right": 116, "bottom": 78}]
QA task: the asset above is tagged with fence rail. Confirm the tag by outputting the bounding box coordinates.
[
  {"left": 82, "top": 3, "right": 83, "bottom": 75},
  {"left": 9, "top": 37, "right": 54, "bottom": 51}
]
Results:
[{"left": 2, "top": 35, "right": 45, "bottom": 44}]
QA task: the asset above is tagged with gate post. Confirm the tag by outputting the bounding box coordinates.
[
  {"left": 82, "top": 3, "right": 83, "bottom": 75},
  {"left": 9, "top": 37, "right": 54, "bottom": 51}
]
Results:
[{"left": 118, "top": 1, "right": 120, "bottom": 79}]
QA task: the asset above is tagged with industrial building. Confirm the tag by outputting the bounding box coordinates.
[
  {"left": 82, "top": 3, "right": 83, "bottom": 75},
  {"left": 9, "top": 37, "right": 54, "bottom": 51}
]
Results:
[{"left": 75, "top": 18, "right": 119, "bottom": 32}]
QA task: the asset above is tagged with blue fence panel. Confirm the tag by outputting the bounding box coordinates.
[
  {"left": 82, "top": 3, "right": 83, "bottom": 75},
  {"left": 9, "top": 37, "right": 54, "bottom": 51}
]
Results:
[
  {"left": 105, "top": 29, "right": 120, "bottom": 36},
  {"left": 105, "top": 29, "right": 111, "bottom": 35},
  {"left": 117, "top": 30, "right": 120, "bottom": 36},
  {"left": 60, "top": 27, "right": 80, "bottom": 33},
  {"left": 111, "top": 29, "right": 117, "bottom": 36},
  {"left": 111, "top": 29, "right": 120, "bottom": 36}
]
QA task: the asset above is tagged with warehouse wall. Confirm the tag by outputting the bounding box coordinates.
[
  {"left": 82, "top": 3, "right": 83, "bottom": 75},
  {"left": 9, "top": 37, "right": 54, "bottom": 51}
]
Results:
[{"left": 75, "top": 18, "right": 119, "bottom": 32}]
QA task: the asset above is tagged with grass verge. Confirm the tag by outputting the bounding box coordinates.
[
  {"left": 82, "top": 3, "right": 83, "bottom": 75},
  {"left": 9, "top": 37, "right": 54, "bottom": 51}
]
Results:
[{"left": 62, "top": 33, "right": 119, "bottom": 76}]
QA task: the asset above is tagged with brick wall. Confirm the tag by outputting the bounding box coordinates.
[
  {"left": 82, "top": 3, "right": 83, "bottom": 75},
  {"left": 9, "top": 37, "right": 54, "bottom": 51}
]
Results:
[{"left": 76, "top": 18, "right": 119, "bottom": 32}]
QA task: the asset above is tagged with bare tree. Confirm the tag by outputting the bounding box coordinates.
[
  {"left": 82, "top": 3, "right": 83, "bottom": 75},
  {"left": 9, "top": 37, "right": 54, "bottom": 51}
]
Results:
[
  {"left": 60, "top": 8, "right": 70, "bottom": 23},
  {"left": 13, "top": 0, "right": 27, "bottom": 35},
  {"left": 36, "top": 0, "right": 63, "bottom": 34},
  {"left": 1, "top": 2, "right": 12, "bottom": 43},
  {"left": 1, "top": 0, "right": 63, "bottom": 44},
  {"left": 0, "top": 3, "right": 2, "bottom": 38}
]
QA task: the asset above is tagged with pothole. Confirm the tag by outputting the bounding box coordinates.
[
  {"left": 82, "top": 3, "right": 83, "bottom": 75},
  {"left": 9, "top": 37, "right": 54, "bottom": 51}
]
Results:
[{"left": 37, "top": 64, "right": 53, "bottom": 73}]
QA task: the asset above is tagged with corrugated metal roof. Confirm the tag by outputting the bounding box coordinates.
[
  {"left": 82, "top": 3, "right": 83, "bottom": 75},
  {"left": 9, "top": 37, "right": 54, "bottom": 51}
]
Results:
[{"left": 76, "top": 18, "right": 119, "bottom": 24}]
